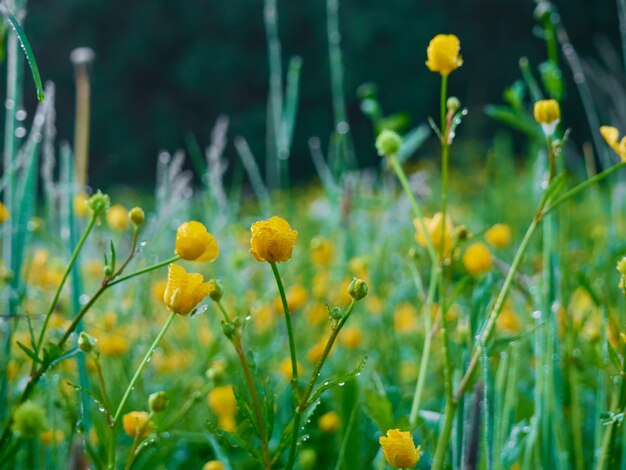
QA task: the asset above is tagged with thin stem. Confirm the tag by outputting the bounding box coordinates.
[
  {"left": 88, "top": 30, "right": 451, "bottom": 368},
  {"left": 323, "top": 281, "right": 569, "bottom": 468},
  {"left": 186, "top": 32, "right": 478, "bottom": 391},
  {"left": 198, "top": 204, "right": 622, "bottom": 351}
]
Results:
[
  {"left": 106, "top": 255, "right": 180, "bottom": 287},
  {"left": 93, "top": 353, "right": 113, "bottom": 427},
  {"left": 35, "top": 213, "right": 96, "bottom": 355},
  {"left": 440, "top": 75, "right": 448, "bottom": 137},
  {"left": 270, "top": 262, "right": 299, "bottom": 389},
  {"left": 216, "top": 301, "right": 233, "bottom": 323},
  {"left": 431, "top": 400, "right": 457, "bottom": 470}
]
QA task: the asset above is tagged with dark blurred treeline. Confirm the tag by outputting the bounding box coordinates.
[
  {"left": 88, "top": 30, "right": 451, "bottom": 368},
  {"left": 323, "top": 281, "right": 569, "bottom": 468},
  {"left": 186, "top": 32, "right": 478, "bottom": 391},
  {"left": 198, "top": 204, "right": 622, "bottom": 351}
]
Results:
[{"left": 11, "top": 0, "right": 622, "bottom": 189}]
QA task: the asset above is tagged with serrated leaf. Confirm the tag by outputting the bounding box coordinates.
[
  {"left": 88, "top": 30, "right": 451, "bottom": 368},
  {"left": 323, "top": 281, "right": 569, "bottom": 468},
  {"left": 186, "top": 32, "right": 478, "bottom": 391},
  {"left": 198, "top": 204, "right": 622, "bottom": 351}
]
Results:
[
  {"left": 305, "top": 356, "right": 367, "bottom": 409},
  {"left": 206, "top": 419, "right": 260, "bottom": 460}
]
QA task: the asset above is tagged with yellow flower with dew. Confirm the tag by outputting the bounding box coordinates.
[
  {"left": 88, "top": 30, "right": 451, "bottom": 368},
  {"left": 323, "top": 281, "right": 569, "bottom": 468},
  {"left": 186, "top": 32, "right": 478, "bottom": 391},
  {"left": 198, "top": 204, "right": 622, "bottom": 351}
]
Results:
[
  {"left": 485, "top": 223, "right": 512, "bottom": 248},
  {"left": 426, "top": 34, "right": 463, "bottom": 76},
  {"left": 379, "top": 429, "right": 421, "bottom": 468},
  {"left": 463, "top": 242, "right": 493, "bottom": 276},
  {"left": 534, "top": 99, "right": 560, "bottom": 135},
  {"left": 163, "top": 264, "right": 212, "bottom": 316},
  {"left": 341, "top": 326, "right": 363, "bottom": 349},
  {"left": 175, "top": 221, "right": 219, "bottom": 262},
  {"left": 318, "top": 411, "right": 341, "bottom": 433},
  {"left": 600, "top": 126, "right": 626, "bottom": 161},
  {"left": 203, "top": 461, "right": 225, "bottom": 470},
  {"left": 310, "top": 237, "right": 335, "bottom": 266},
  {"left": 106, "top": 204, "right": 129, "bottom": 231},
  {"left": 122, "top": 411, "right": 152, "bottom": 438},
  {"left": 250, "top": 216, "right": 298, "bottom": 263},
  {"left": 73, "top": 192, "right": 89, "bottom": 218},
  {"left": 414, "top": 212, "right": 454, "bottom": 259},
  {"left": 0, "top": 201, "right": 10, "bottom": 224}
]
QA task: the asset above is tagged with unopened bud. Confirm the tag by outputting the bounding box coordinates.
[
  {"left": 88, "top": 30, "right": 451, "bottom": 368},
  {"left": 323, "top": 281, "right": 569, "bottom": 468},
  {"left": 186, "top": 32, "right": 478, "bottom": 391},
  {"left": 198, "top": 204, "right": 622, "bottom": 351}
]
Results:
[
  {"left": 78, "top": 332, "right": 97, "bottom": 353},
  {"left": 447, "top": 96, "right": 461, "bottom": 114},
  {"left": 129, "top": 207, "right": 145, "bottom": 226},
  {"left": 375, "top": 129, "right": 402, "bottom": 158},
  {"left": 148, "top": 391, "right": 168, "bottom": 413},
  {"left": 348, "top": 278, "right": 368, "bottom": 301},
  {"left": 87, "top": 191, "right": 110, "bottom": 216},
  {"left": 207, "top": 279, "right": 223, "bottom": 302}
]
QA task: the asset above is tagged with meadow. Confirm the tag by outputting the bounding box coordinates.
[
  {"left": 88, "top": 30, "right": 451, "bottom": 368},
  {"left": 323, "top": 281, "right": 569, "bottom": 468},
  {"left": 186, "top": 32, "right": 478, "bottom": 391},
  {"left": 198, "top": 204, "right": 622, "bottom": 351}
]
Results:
[{"left": 1, "top": 1, "right": 626, "bottom": 469}]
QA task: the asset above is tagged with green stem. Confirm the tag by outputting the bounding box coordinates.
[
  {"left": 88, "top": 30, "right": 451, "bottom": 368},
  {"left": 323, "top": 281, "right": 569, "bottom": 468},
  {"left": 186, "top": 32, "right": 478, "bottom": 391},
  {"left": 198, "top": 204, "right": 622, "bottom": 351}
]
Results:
[
  {"left": 108, "top": 311, "right": 176, "bottom": 469},
  {"left": 431, "top": 400, "right": 457, "bottom": 470},
  {"left": 35, "top": 213, "right": 96, "bottom": 355},
  {"left": 106, "top": 255, "right": 180, "bottom": 287},
  {"left": 440, "top": 75, "right": 448, "bottom": 137},
  {"left": 270, "top": 262, "right": 299, "bottom": 390}
]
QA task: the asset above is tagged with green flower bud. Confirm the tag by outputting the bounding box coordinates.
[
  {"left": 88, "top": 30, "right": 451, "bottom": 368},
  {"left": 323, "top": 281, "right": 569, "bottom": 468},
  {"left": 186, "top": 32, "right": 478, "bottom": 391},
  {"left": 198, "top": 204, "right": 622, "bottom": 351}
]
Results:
[
  {"left": 129, "top": 207, "right": 145, "bottom": 226},
  {"left": 12, "top": 401, "right": 46, "bottom": 438},
  {"left": 78, "top": 332, "right": 97, "bottom": 353},
  {"left": 375, "top": 129, "right": 402, "bottom": 158},
  {"left": 87, "top": 191, "right": 111, "bottom": 216},
  {"left": 148, "top": 391, "right": 168, "bottom": 413},
  {"left": 447, "top": 96, "right": 461, "bottom": 114},
  {"left": 348, "top": 278, "right": 368, "bottom": 301},
  {"left": 207, "top": 279, "right": 224, "bottom": 302},
  {"left": 455, "top": 225, "right": 470, "bottom": 242}
]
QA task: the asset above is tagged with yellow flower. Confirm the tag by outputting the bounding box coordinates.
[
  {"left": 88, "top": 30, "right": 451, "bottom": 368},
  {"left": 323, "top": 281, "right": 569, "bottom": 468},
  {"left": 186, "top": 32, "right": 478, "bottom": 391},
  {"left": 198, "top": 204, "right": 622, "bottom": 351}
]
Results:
[
  {"left": 278, "top": 357, "right": 302, "bottom": 379},
  {"left": 207, "top": 385, "right": 237, "bottom": 424},
  {"left": 73, "top": 192, "right": 89, "bottom": 218},
  {"left": 463, "top": 242, "right": 493, "bottom": 276},
  {"left": 341, "top": 326, "right": 363, "bottom": 349},
  {"left": 152, "top": 280, "right": 167, "bottom": 305},
  {"left": 274, "top": 284, "right": 308, "bottom": 312},
  {"left": 0, "top": 202, "right": 10, "bottom": 224},
  {"left": 496, "top": 301, "right": 520, "bottom": 333},
  {"left": 40, "top": 429, "right": 64, "bottom": 445},
  {"left": 98, "top": 334, "right": 129, "bottom": 357},
  {"left": 250, "top": 216, "right": 298, "bottom": 263},
  {"left": 163, "top": 264, "right": 211, "bottom": 316},
  {"left": 534, "top": 99, "right": 560, "bottom": 135},
  {"left": 485, "top": 224, "right": 512, "bottom": 248},
  {"left": 394, "top": 302, "right": 418, "bottom": 333},
  {"left": 307, "top": 339, "right": 328, "bottom": 363},
  {"left": 106, "top": 204, "right": 129, "bottom": 231},
  {"left": 310, "top": 237, "right": 334, "bottom": 267},
  {"left": 319, "top": 411, "right": 341, "bottom": 433},
  {"left": 426, "top": 34, "right": 463, "bottom": 76},
  {"left": 379, "top": 429, "right": 421, "bottom": 468},
  {"left": 122, "top": 411, "right": 152, "bottom": 438},
  {"left": 414, "top": 213, "right": 454, "bottom": 259},
  {"left": 175, "top": 221, "right": 219, "bottom": 262},
  {"left": 600, "top": 126, "right": 626, "bottom": 161},
  {"left": 203, "top": 461, "right": 225, "bottom": 470}
]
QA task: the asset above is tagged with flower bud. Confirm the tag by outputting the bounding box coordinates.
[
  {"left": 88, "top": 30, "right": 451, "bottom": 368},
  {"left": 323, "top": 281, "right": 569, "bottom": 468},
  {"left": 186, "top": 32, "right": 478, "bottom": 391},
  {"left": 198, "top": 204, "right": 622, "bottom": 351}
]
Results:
[
  {"left": 87, "top": 191, "right": 110, "bottom": 216},
  {"left": 12, "top": 401, "right": 46, "bottom": 438},
  {"left": 207, "top": 279, "right": 224, "bottom": 302},
  {"left": 454, "top": 225, "right": 470, "bottom": 242},
  {"left": 447, "top": 96, "right": 461, "bottom": 114},
  {"left": 375, "top": 129, "right": 402, "bottom": 158},
  {"left": 129, "top": 207, "right": 145, "bottom": 226},
  {"left": 104, "top": 265, "right": 114, "bottom": 277},
  {"left": 148, "top": 391, "right": 168, "bottom": 413},
  {"left": 348, "top": 278, "right": 368, "bottom": 301},
  {"left": 78, "top": 332, "right": 97, "bottom": 353},
  {"left": 221, "top": 321, "right": 236, "bottom": 339}
]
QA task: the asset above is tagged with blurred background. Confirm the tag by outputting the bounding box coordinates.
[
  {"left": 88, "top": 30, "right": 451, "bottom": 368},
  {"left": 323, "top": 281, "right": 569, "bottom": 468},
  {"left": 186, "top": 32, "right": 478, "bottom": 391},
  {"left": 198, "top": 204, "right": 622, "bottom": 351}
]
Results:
[{"left": 13, "top": 0, "right": 622, "bottom": 189}]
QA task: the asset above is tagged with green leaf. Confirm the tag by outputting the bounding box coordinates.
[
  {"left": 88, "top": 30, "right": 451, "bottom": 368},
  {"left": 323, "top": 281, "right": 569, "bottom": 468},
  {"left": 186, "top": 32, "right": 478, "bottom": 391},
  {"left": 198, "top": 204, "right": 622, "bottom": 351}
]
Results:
[
  {"left": 0, "top": 4, "right": 45, "bottom": 101},
  {"left": 305, "top": 356, "right": 367, "bottom": 409},
  {"left": 484, "top": 105, "right": 540, "bottom": 137},
  {"left": 206, "top": 419, "right": 260, "bottom": 460},
  {"left": 363, "top": 388, "right": 393, "bottom": 433},
  {"left": 397, "top": 124, "right": 430, "bottom": 163},
  {"left": 16, "top": 340, "right": 41, "bottom": 363}
]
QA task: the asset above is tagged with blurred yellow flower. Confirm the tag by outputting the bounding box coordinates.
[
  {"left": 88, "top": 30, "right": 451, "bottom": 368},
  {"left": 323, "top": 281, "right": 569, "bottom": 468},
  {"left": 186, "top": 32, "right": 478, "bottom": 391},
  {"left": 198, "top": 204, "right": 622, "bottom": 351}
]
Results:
[
  {"left": 379, "top": 429, "right": 421, "bottom": 468},
  {"left": 463, "top": 242, "right": 493, "bottom": 276},
  {"left": 208, "top": 385, "right": 237, "bottom": 431},
  {"left": 175, "top": 221, "right": 219, "bottom": 262},
  {"left": 600, "top": 126, "right": 626, "bottom": 161},
  {"left": 278, "top": 357, "right": 302, "bottom": 379},
  {"left": 341, "top": 326, "right": 363, "bottom": 349},
  {"left": 40, "top": 429, "right": 64, "bottom": 445},
  {"left": 73, "top": 192, "right": 89, "bottom": 218},
  {"left": 98, "top": 334, "right": 129, "bottom": 357},
  {"left": 203, "top": 461, "right": 225, "bottom": 470},
  {"left": 307, "top": 339, "right": 328, "bottom": 363},
  {"left": 106, "top": 204, "right": 129, "bottom": 231},
  {"left": 496, "top": 301, "right": 520, "bottom": 333},
  {"left": 310, "top": 237, "right": 334, "bottom": 266},
  {"left": 318, "top": 411, "right": 341, "bottom": 433},
  {"left": 163, "top": 264, "right": 211, "bottom": 316},
  {"left": 394, "top": 302, "right": 418, "bottom": 333},
  {"left": 426, "top": 34, "right": 463, "bottom": 76},
  {"left": 152, "top": 280, "right": 168, "bottom": 305},
  {"left": 414, "top": 213, "right": 454, "bottom": 259},
  {"left": 274, "top": 284, "right": 308, "bottom": 312},
  {"left": 122, "top": 411, "right": 152, "bottom": 438},
  {"left": 0, "top": 202, "right": 10, "bottom": 224},
  {"left": 250, "top": 216, "right": 298, "bottom": 263},
  {"left": 485, "top": 224, "right": 512, "bottom": 248}
]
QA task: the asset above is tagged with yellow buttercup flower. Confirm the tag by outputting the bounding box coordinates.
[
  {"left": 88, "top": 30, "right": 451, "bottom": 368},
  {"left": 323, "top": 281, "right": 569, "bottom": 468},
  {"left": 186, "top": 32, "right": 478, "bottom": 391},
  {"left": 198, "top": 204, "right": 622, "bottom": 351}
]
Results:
[
  {"left": 208, "top": 385, "right": 237, "bottom": 431},
  {"left": 379, "top": 429, "right": 421, "bottom": 468},
  {"left": 175, "top": 221, "right": 219, "bottom": 262},
  {"left": 426, "top": 34, "right": 463, "bottom": 76},
  {"left": 414, "top": 212, "right": 454, "bottom": 258},
  {"left": 318, "top": 411, "right": 341, "bottom": 433},
  {"left": 73, "top": 192, "right": 89, "bottom": 218},
  {"left": 341, "top": 326, "right": 363, "bottom": 349},
  {"left": 485, "top": 223, "right": 512, "bottom": 248},
  {"left": 122, "top": 411, "right": 152, "bottom": 438},
  {"left": 203, "top": 461, "right": 225, "bottom": 470},
  {"left": 250, "top": 216, "right": 298, "bottom": 263},
  {"left": 310, "top": 237, "right": 334, "bottom": 266},
  {"left": 534, "top": 99, "right": 560, "bottom": 135},
  {"left": 600, "top": 126, "right": 626, "bottom": 161},
  {"left": 106, "top": 204, "right": 129, "bottom": 231},
  {"left": 463, "top": 242, "right": 493, "bottom": 276},
  {"left": 163, "top": 264, "right": 211, "bottom": 316},
  {"left": 0, "top": 202, "right": 10, "bottom": 224}
]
